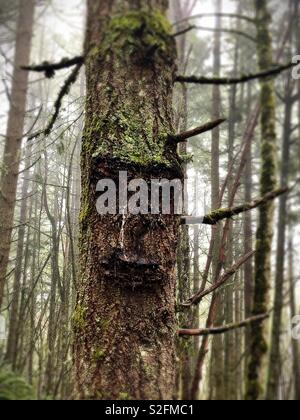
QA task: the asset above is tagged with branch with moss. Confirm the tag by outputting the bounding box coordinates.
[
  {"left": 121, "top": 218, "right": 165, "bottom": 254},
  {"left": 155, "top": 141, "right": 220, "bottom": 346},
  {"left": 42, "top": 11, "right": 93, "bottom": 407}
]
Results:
[
  {"left": 176, "top": 62, "right": 296, "bottom": 85},
  {"left": 182, "top": 251, "right": 255, "bottom": 307},
  {"left": 22, "top": 55, "right": 84, "bottom": 78},
  {"left": 28, "top": 62, "right": 83, "bottom": 140},
  {"left": 169, "top": 119, "right": 226, "bottom": 143},
  {"left": 178, "top": 314, "right": 269, "bottom": 337},
  {"left": 181, "top": 187, "right": 289, "bottom": 226}
]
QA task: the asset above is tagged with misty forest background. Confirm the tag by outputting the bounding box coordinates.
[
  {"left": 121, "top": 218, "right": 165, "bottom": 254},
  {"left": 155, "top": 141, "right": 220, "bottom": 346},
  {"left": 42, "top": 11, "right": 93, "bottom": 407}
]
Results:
[{"left": 0, "top": 0, "right": 300, "bottom": 400}]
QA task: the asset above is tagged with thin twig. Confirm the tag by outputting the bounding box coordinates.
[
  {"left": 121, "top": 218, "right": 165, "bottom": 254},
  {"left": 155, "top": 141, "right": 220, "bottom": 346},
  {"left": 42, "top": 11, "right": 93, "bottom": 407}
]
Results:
[
  {"left": 182, "top": 251, "right": 255, "bottom": 307},
  {"left": 178, "top": 314, "right": 269, "bottom": 336},
  {"left": 176, "top": 62, "right": 297, "bottom": 85},
  {"left": 28, "top": 62, "right": 83, "bottom": 141}
]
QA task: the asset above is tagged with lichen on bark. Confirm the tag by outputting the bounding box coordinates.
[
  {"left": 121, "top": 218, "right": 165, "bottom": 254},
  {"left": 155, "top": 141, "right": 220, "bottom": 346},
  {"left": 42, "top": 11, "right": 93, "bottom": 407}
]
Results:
[
  {"left": 74, "top": 0, "right": 182, "bottom": 400},
  {"left": 83, "top": 7, "right": 178, "bottom": 168},
  {"left": 246, "top": 0, "right": 277, "bottom": 401}
]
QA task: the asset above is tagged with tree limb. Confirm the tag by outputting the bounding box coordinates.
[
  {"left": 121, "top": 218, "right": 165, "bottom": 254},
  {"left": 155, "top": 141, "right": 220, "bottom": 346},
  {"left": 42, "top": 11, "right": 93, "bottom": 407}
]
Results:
[
  {"left": 176, "top": 62, "right": 296, "bottom": 85},
  {"left": 173, "top": 13, "right": 256, "bottom": 27},
  {"left": 28, "top": 61, "right": 83, "bottom": 140},
  {"left": 178, "top": 314, "right": 269, "bottom": 336},
  {"left": 169, "top": 119, "right": 226, "bottom": 143},
  {"left": 173, "top": 25, "right": 255, "bottom": 42},
  {"left": 181, "top": 187, "right": 289, "bottom": 226},
  {"left": 182, "top": 251, "right": 255, "bottom": 307},
  {"left": 22, "top": 55, "right": 84, "bottom": 78}
]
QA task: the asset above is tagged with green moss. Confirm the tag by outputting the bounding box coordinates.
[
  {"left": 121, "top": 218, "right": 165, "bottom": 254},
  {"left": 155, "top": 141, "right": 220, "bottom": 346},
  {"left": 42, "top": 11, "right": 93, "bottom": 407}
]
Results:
[
  {"left": 95, "top": 317, "right": 110, "bottom": 331},
  {"left": 179, "top": 153, "right": 194, "bottom": 164},
  {"left": 87, "top": 108, "right": 171, "bottom": 167},
  {"left": 83, "top": 8, "right": 178, "bottom": 168},
  {"left": 96, "top": 9, "right": 172, "bottom": 59},
  {"left": 92, "top": 348, "right": 106, "bottom": 362},
  {"left": 72, "top": 305, "right": 87, "bottom": 330},
  {"left": 118, "top": 392, "right": 131, "bottom": 400}
]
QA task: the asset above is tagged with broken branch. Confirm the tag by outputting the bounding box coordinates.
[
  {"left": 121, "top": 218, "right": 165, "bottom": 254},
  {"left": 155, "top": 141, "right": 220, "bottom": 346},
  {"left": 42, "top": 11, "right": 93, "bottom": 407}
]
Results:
[
  {"left": 183, "top": 251, "right": 255, "bottom": 307},
  {"left": 178, "top": 314, "right": 269, "bottom": 336},
  {"left": 169, "top": 119, "right": 226, "bottom": 143}
]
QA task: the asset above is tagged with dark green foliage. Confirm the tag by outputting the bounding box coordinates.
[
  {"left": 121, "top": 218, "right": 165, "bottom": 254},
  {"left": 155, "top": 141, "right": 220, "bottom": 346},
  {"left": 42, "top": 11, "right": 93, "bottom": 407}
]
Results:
[{"left": 0, "top": 369, "right": 35, "bottom": 400}]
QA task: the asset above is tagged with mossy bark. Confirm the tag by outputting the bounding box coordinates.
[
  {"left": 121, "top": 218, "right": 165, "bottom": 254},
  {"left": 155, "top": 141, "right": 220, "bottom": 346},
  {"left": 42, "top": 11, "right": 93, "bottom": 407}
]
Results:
[
  {"left": 246, "top": 0, "right": 277, "bottom": 400},
  {"left": 74, "top": 0, "right": 182, "bottom": 400}
]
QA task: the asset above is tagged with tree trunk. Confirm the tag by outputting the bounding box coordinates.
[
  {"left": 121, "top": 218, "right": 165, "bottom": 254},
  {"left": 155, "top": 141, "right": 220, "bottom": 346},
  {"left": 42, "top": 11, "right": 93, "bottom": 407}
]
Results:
[
  {"left": 209, "top": 0, "right": 224, "bottom": 401},
  {"left": 0, "top": 0, "right": 35, "bottom": 309},
  {"left": 246, "top": 0, "right": 277, "bottom": 400},
  {"left": 266, "top": 73, "right": 293, "bottom": 400},
  {"left": 5, "top": 142, "right": 32, "bottom": 369},
  {"left": 243, "top": 81, "right": 254, "bottom": 367},
  {"left": 224, "top": 27, "right": 240, "bottom": 400},
  {"left": 74, "top": 0, "right": 182, "bottom": 400},
  {"left": 288, "top": 235, "right": 300, "bottom": 400}
]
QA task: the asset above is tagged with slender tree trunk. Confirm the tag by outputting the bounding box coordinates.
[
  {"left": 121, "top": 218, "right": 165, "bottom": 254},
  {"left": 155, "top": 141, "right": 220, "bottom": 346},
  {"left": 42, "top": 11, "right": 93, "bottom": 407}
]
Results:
[
  {"left": 246, "top": 0, "right": 278, "bottom": 400},
  {"left": 244, "top": 81, "right": 254, "bottom": 366},
  {"left": 209, "top": 0, "right": 224, "bottom": 401},
  {"left": 266, "top": 74, "right": 293, "bottom": 400},
  {"left": 0, "top": 0, "right": 35, "bottom": 309},
  {"left": 288, "top": 235, "right": 300, "bottom": 400},
  {"left": 224, "top": 28, "right": 240, "bottom": 400},
  {"left": 5, "top": 142, "right": 32, "bottom": 369},
  {"left": 74, "top": 0, "right": 182, "bottom": 400},
  {"left": 193, "top": 174, "right": 200, "bottom": 361}
]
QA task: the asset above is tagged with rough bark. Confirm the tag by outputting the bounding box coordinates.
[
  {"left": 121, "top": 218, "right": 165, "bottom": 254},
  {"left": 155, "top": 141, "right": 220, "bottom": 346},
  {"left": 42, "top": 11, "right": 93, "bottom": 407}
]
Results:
[
  {"left": 0, "top": 0, "right": 35, "bottom": 309},
  {"left": 74, "top": 0, "right": 182, "bottom": 400}
]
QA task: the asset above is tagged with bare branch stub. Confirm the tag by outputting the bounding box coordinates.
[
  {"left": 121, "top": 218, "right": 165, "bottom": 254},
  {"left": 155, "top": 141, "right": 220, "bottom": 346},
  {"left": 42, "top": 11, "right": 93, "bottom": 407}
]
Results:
[{"left": 169, "top": 119, "right": 226, "bottom": 144}]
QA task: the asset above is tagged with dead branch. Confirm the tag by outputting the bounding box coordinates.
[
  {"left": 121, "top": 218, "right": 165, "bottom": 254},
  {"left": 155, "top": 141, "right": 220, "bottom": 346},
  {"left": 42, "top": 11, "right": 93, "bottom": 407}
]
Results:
[
  {"left": 173, "top": 26, "right": 255, "bottom": 42},
  {"left": 182, "top": 251, "right": 255, "bottom": 307},
  {"left": 173, "top": 25, "right": 197, "bottom": 37},
  {"left": 28, "top": 61, "right": 83, "bottom": 140},
  {"left": 169, "top": 119, "right": 226, "bottom": 143},
  {"left": 181, "top": 187, "right": 289, "bottom": 226},
  {"left": 22, "top": 55, "right": 84, "bottom": 78},
  {"left": 176, "top": 62, "right": 296, "bottom": 85},
  {"left": 178, "top": 314, "right": 269, "bottom": 336},
  {"left": 173, "top": 13, "right": 256, "bottom": 27}
]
